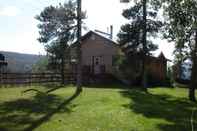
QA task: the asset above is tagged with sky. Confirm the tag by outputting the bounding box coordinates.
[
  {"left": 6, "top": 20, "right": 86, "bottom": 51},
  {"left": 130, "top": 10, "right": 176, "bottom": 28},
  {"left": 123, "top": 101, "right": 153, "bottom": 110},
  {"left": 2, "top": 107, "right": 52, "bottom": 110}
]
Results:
[{"left": 0, "top": 0, "right": 174, "bottom": 59}]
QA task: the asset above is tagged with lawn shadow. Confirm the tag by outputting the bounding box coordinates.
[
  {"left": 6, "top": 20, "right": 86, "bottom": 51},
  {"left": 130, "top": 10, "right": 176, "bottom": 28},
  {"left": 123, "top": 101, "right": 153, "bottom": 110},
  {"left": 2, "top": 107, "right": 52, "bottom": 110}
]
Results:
[
  {"left": 40, "top": 83, "right": 63, "bottom": 89},
  {"left": 24, "top": 90, "right": 81, "bottom": 131},
  {"left": 22, "top": 83, "right": 69, "bottom": 94},
  {"left": 0, "top": 88, "right": 80, "bottom": 131},
  {"left": 36, "top": 83, "right": 66, "bottom": 94},
  {"left": 85, "top": 83, "right": 130, "bottom": 89},
  {"left": 120, "top": 89, "right": 197, "bottom": 131}
]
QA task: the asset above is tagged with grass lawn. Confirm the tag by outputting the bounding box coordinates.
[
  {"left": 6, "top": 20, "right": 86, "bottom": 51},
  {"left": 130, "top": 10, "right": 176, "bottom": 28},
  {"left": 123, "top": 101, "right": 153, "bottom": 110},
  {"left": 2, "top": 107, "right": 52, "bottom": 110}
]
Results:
[{"left": 0, "top": 84, "right": 197, "bottom": 131}]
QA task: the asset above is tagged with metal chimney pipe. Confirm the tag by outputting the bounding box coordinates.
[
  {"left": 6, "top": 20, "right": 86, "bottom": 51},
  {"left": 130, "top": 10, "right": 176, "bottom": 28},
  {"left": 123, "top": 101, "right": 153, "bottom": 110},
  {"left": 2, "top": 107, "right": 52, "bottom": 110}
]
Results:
[{"left": 110, "top": 25, "right": 113, "bottom": 40}]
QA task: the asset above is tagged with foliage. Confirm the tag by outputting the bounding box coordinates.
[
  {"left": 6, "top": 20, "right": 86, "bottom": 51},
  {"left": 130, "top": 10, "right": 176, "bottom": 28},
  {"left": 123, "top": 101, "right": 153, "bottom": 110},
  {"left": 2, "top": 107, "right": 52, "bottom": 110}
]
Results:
[
  {"left": 163, "top": 0, "right": 197, "bottom": 101},
  {"left": 0, "top": 85, "right": 197, "bottom": 131},
  {"left": 36, "top": 1, "right": 77, "bottom": 45},
  {"left": 118, "top": 0, "right": 163, "bottom": 55},
  {"left": 163, "top": 0, "right": 197, "bottom": 62},
  {"left": 36, "top": 1, "right": 77, "bottom": 69},
  {"left": 36, "top": 1, "right": 81, "bottom": 83},
  {"left": 118, "top": 0, "right": 163, "bottom": 89},
  {"left": 113, "top": 54, "right": 142, "bottom": 85},
  {"left": 32, "top": 57, "right": 48, "bottom": 73}
]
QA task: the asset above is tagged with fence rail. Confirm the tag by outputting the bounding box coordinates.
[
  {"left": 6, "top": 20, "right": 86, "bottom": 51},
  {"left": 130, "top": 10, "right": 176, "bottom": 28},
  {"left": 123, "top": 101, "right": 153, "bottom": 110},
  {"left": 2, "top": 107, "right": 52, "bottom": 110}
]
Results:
[{"left": 0, "top": 73, "right": 76, "bottom": 85}]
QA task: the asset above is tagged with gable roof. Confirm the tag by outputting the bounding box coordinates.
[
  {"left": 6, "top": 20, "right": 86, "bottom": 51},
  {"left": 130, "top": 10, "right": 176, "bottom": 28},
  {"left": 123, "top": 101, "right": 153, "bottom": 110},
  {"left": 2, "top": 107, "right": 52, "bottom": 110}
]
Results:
[
  {"left": 158, "top": 52, "right": 171, "bottom": 62},
  {"left": 71, "top": 31, "right": 119, "bottom": 47},
  {"left": 158, "top": 52, "right": 166, "bottom": 59}
]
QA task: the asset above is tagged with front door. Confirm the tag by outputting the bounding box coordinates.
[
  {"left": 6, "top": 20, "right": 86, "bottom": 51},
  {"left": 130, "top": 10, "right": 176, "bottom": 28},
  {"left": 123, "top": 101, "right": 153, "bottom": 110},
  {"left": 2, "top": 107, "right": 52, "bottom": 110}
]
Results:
[{"left": 93, "top": 56, "right": 101, "bottom": 74}]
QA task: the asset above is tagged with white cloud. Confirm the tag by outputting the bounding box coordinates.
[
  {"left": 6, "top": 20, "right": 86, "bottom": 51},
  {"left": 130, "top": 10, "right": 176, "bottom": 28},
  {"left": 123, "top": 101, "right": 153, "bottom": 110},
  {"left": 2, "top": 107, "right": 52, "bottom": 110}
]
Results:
[{"left": 0, "top": 6, "right": 20, "bottom": 16}]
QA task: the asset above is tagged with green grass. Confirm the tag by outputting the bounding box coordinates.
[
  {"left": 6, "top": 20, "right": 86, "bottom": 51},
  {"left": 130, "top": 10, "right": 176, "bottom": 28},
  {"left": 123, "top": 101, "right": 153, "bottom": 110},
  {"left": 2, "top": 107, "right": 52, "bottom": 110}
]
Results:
[{"left": 0, "top": 84, "right": 197, "bottom": 131}]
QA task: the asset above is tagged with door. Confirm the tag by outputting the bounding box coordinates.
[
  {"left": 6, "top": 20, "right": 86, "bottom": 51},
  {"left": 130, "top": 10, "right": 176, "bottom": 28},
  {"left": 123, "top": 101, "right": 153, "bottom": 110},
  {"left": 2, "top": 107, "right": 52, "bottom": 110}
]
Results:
[{"left": 93, "top": 56, "right": 102, "bottom": 74}]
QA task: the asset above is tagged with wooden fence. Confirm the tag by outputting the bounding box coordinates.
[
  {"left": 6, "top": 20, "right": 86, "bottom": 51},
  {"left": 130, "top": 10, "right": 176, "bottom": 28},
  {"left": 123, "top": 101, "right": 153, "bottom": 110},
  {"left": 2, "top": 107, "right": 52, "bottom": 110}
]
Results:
[{"left": 0, "top": 73, "right": 76, "bottom": 85}]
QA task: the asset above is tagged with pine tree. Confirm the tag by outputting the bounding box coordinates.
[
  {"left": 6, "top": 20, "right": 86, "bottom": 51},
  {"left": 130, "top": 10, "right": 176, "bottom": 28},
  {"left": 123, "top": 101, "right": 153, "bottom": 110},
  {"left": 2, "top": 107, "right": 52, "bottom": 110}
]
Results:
[
  {"left": 118, "top": 0, "right": 163, "bottom": 89},
  {"left": 36, "top": 1, "right": 77, "bottom": 85}
]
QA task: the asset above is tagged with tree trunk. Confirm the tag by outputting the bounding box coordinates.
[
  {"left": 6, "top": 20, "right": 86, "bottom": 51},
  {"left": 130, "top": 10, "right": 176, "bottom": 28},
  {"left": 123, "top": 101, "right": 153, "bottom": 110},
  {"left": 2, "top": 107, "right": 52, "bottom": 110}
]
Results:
[
  {"left": 59, "top": 40, "right": 66, "bottom": 85},
  {"left": 61, "top": 54, "right": 65, "bottom": 85},
  {"left": 189, "top": 30, "right": 197, "bottom": 102},
  {"left": 76, "top": 0, "right": 82, "bottom": 93},
  {"left": 189, "top": 57, "right": 196, "bottom": 101},
  {"left": 141, "top": 0, "right": 148, "bottom": 91}
]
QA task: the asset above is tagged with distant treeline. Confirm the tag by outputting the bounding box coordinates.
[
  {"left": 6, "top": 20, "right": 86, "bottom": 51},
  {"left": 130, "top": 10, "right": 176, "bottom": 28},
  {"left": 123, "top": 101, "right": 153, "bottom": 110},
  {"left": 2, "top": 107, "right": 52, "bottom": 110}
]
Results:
[{"left": 0, "top": 51, "right": 45, "bottom": 73}]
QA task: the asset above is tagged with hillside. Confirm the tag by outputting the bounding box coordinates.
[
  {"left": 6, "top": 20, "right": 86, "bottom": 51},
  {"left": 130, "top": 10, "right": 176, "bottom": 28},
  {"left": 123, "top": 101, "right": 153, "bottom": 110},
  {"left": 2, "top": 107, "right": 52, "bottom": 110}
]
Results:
[{"left": 0, "top": 51, "right": 45, "bottom": 73}]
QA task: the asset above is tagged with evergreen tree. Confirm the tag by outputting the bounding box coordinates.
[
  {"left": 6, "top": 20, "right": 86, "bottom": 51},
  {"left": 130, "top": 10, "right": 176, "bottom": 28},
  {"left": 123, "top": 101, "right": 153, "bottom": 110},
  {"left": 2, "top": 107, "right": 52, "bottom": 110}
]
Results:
[
  {"left": 118, "top": 0, "right": 163, "bottom": 89},
  {"left": 36, "top": 1, "right": 77, "bottom": 85}
]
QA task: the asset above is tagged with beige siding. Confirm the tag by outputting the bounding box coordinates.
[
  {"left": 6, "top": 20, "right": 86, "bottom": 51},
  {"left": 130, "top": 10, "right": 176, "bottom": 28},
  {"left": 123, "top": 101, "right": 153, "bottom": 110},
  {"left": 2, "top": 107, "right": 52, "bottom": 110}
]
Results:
[{"left": 81, "top": 33, "right": 119, "bottom": 73}]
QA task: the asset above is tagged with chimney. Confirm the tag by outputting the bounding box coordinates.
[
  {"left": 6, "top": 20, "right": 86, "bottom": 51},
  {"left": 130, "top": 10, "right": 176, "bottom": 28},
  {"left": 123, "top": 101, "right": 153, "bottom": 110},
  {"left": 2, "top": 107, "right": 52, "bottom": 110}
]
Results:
[
  {"left": 110, "top": 25, "right": 113, "bottom": 40},
  {"left": 120, "top": 0, "right": 130, "bottom": 3}
]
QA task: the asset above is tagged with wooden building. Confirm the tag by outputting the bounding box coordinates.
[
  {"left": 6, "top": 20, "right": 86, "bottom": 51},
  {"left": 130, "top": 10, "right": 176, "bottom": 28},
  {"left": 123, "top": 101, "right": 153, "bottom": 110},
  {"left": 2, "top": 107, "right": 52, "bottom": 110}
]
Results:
[
  {"left": 146, "top": 52, "right": 168, "bottom": 84},
  {"left": 68, "top": 31, "right": 168, "bottom": 84},
  {"left": 70, "top": 31, "right": 120, "bottom": 75}
]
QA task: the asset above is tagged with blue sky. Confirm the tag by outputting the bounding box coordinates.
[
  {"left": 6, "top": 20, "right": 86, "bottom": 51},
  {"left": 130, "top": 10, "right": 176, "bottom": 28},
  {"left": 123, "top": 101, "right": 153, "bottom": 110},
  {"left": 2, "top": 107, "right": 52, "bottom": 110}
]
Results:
[{"left": 0, "top": 0, "right": 174, "bottom": 59}]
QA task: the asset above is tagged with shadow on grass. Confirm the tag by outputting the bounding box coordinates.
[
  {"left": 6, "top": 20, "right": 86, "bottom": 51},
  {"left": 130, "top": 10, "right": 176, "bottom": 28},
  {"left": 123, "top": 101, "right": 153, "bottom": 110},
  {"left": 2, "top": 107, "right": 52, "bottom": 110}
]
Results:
[
  {"left": 40, "top": 83, "right": 66, "bottom": 90},
  {"left": 0, "top": 89, "right": 80, "bottom": 131},
  {"left": 120, "top": 89, "right": 197, "bottom": 131},
  {"left": 85, "top": 83, "right": 130, "bottom": 89},
  {"left": 22, "top": 83, "right": 67, "bottom": 94}
]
